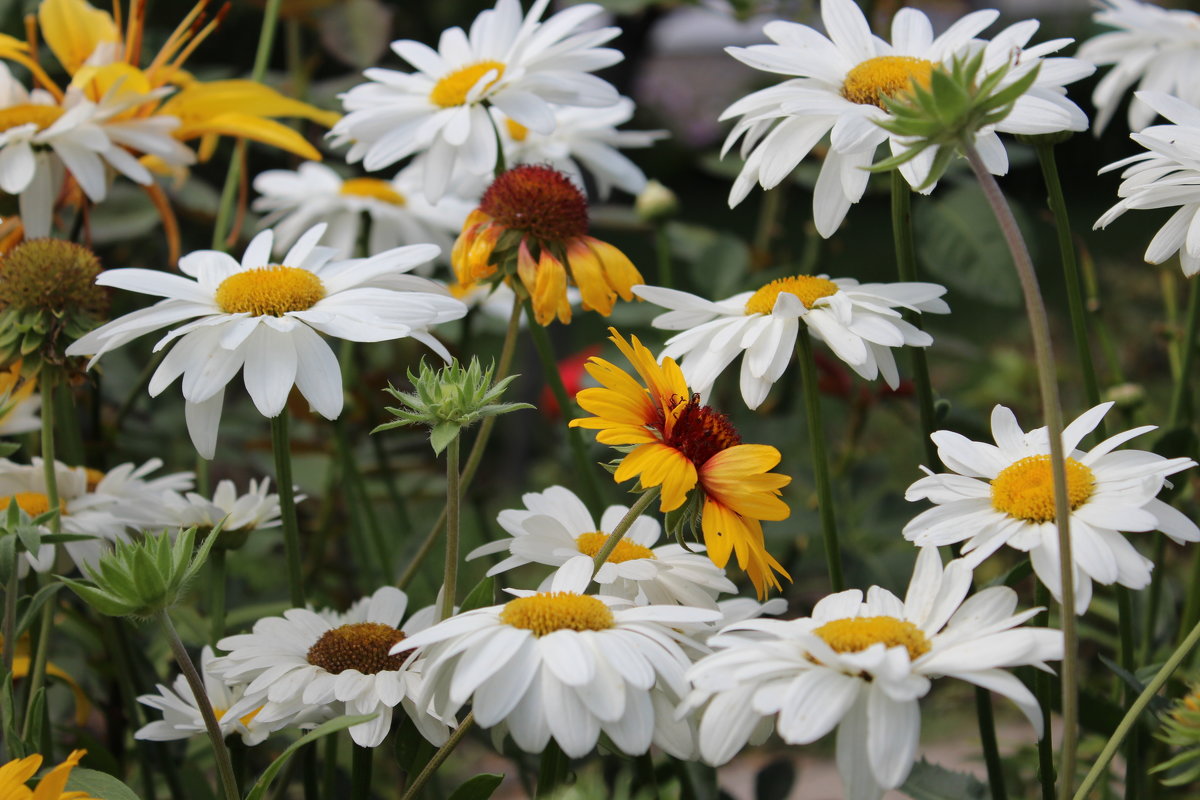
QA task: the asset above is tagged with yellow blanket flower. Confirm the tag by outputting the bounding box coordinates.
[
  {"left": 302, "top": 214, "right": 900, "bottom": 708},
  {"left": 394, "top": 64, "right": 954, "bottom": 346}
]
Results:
[{"left": 0, "top": 750, "right": 99, "bottom": 799}]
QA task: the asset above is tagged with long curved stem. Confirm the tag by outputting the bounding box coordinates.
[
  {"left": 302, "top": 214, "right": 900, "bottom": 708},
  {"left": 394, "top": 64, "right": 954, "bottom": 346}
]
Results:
[
  {"left": 270, "top": 412, "right": 305, "bottom": 608},
  {"left": 796, "top": 326, "right": 844, "bottom": 592},
  {"left": 399, "top": 712, "right": 476, "bottom": 800},
  {"left": 591, "top": 488, "right": 660, "bottom": 571},
  {"left": 440, "top": 435, "right": 461, "bottom": 621},
  {"left": 964, "top": 143, "right": 1077, "bottom": 800}
]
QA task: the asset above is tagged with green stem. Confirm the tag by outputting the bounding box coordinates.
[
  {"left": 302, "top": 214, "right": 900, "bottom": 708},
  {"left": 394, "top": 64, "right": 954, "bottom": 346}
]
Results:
[
  {"left": 752, "top": 187, "right": 784, "bottom": 267},
  {"left": 964, "top": 144, "right": 1078, "bottom": 800},
  {"left": 160, "top": 612, "right": 239, "bottom": 800},
  {"left": 1, "top": 567, "right": 15, "bottom": 678},
  {"left": 1036, "top": 143, "right": 1105, "bottom": 439},
  {"left": 536, "top": 740, "right": 568, "bottom": 798},
  {"left": 654, "top": 224, "right": 673, "bottom": 289},
  {"left": 590, "top": 488, "right": 660, "bottom": 571},
  {"left": 398, "top": 711, "right": 475, "bottom": 800},
  {"left": 1073, "top": 617, "right": 1200, "bottom": 800},
  {"left": 975, "top": 687, "right": 1007, "bottom": 800},
  {"left": 104, "top": 619, "right": 163, "bottom": 800},
  {"left": 1034, "top": 581, "right": 1057, "bottom": 800},
  {"left": 270, "top": 412, "right": 305, "bottom": 608},
  {"left": 322, "top": 731, "right": 339, "bottom": 798},
  {"left": 525, "top": 302, "right": 605, "bottom": 514},
  {"left": 1167, "top": 276, "right": 1200, "bottom": 428},
  {"left": 1116, "top": 585, "right": 1142, "bottom": 800},
  {"left": 351, "top": 743, "right": 373, "bottom": 800},
  {"left": 209, "top": 547, "right": 226, "bottom": 646},
  {"left": 890, "top": 170, "right": 941, "bottom": 469},
  {"left": 397, "top": 294, "right": 523, "bottom": 590},
  {"left": 441, "top": 435, "right": 461, "bottom": 621},
  {"left": 1142, "top": 536, "right": 1167, "bottom": 660},
  {"left": 795, "top": 326, "right": 844, "bottom": 592}
]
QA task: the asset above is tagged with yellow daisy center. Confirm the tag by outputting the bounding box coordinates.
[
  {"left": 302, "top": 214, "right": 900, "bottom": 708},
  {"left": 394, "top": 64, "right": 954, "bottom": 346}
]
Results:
[
  {"left": 429, "top": 61, "right": 506, "bottom": 108},
  {"left": 575, "top": 532, "right": 656, "bottom": 563},
  {"left": 990, "top": 455, "right": 1096, "bottom": 523},
  {"left": 506, "top": 118, "right": 529, "bottom": 142},
  {"left": 0, "top": 104, "right": 65, "bottom": 133},
  {"left": 305, "top": 622, "right": 410, "bottom": 675},
  {"left": 842, "top": 56, "right": 935, "bottom": 109},
  {"left": 339, "top": 177, "right": 407, "bottom": 206},
  {"left": 215, "top": 266, "right": 325, "bottom": 317},
  {"left": 84, "top": 467, "right": 106, "bottom": 492},
  {"left": 0, "top": 492, "right": 63, "bottom": 516},
  {"left": 814, "top": 615, "right": 931, "bottom": 661},
  {"left": 500, "top": 592, "right": 615, "bottom": 636},
  {"left": 745, "top": 275, "right": 839, "bottom": 315}
]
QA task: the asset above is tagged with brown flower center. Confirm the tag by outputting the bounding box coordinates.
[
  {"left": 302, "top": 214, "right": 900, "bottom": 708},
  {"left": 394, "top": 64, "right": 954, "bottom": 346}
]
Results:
[{"left": 306, "top": 622, "right": 410, "bottom": 675}]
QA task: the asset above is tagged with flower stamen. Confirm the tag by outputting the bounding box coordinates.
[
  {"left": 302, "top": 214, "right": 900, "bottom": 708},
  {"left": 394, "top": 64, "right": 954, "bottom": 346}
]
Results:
[
  {"left": 575, "top": 532, "right": 656, "bottom": 563},
  {"left": 215, "top": 266, "right": 325, "bottom": 317},
  {"left": 429, "top": 61, "right": 506, "bottom": 108},
  {"left": 500, "top": 592, "right": 615, "bottom": 636},
  {"left": 305, "top": 622, "right": 409, "bottom": 675},
  {"left": 990, "top": 455, "right": 1095, "bottom": 523},
  {"left": 814, "top": 615, "right": 931, "bottom": 661},
  {"left": 843, "top": 56, "right": 935, "bottom": 109},
  {"left": 745, "top": 275, "right": 839, "bottom": 315}
]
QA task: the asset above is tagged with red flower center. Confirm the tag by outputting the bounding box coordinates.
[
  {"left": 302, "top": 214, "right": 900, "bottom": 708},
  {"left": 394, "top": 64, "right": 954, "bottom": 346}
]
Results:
[
  {"left": 663, "top": 394, "right": 742, "bottom": 467},
  {"left": 479, "top": 165, "right": 589, "bottom": 242}
]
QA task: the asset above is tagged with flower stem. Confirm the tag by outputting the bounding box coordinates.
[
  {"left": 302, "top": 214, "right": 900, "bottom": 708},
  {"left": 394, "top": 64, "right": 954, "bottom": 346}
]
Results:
[
  {"left": 536, "top": 740, "right": 569, "bottom": 798},
  {"left": 441, "top": 434, "right": 461, "bottom": 621},
  {"left": 160, "top": 611, "right": 239, "bottom": 800},
  {"left": 963, "top": 143, "right": 1078, "bottom": 800},
  {"left": 1074, "top": 616, "right": 1200, "bottom": 800},
  {"left": 752, "top": 187, "right": 784, "bottom": 268},
  {"left": 890, "top": 170, "right": 941, "bottom": 469},
  {"left": 209, "top": 546, "right": 227, "bottom": 646},
  {"left": 398, "top": 294, "right": 522, "bottom": 590},
  {"left": 351, "top": 743, "right": 373, "bottom": 800},
  {"left": 591, "top": 487, "right": 660, "bottom": 571},
  {"left": 398, "top": 711, "right": 475, "bottom": 800},
  {"left": 975, "top": 687, "right": 1008, "bottom": 800},
  {"left": 524, "top": 302, "right": 605, "bottom": 514},
  {"left": 1033, "top": 581, "right": 1057, "bottom": 800},
  {"left": 270, "top": 412, "right": 305, "bottom": 608},
  {"left": 1, "top": 568, "right": 15, "bottom": 679},
  {"left": 1167, "top": 276, "right": 1199, "bottom": 429},
  {"left": 795, "top": 326, "right": 844, "bottom": 592},
  {"left": 654, "top": 224, "right": 674, "bottom": 289}
]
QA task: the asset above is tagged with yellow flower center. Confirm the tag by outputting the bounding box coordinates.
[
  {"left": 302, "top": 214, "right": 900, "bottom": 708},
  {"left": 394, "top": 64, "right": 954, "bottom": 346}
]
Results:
[
  {"left": 429, "top": 61, "right": 506, "bottom": 108},
  {"left": 842, "top": 56, "right": 935, "bottom": 109},
  {"left": 0, "top": 104, "right": 65, "bottom": 133},
  {"left": 506, "top": 118, "right": 529, "bottom": 142},
  {"left": 814, "top": 615, "right": 931, "bottom": 661},
  {"left": 215, "top": 704, "right": 264, "bottom": 728},
  {"left": 575, "top": 532, "right": 656, "bottom": 563},
  {"left": 339, "top": 177, "right": 407, "bottom": 206},
  {"left": 215, "top": 266, "right": 325, "bottom": 317},
  {"left": 0, "top": 492, "right": 62, "bottom": 517},
  {"left": 990, "top": 455, "right": 1095, "bottom": 523},
  {"left": 499, "top": 592, "right": 615, "bottom": 636},
  {"left": 745, "top": 275, "right": 839, "bottom": 315},
  {"left": 305, "top": 622, "right": 410, "bottom": 675},
  {"left": 84, "top": 467, "right": 106, "bottom": 492}
]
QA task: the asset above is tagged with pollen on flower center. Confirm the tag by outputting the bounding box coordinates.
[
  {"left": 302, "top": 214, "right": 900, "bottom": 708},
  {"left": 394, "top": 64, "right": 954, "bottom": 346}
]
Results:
[
  {"left": 339, "top": 178, "right": 407, "bottom": 206},
  {"left": 990, "top": 455, "right": 1095, "bottom": 523},
  {"left": 0, "top": 104, "right": 66, "bottom": 133},
  {"left": 842, "top": 56, "right": 935, "bottom": 109},
  {"left": 499, "top": 592, "right": 615, "bottom": 636},
  {"left": 0, "top": 492, "right": 63, "bottom": 516},
  {"left": 306, "top": 622, "right": 410, "bottom": 675},
  {"left": 479, "top": 165, "right": 589, "bottom": 241},
  {"left": 575, "top": 532, "right": 656, "bottom": 563},
  {"left": 505, "top": 118, "right": 529, "bottom": 142},
  {"left": 665, "top": 395, "right": 742, "bottom": 467},
  {"left": 429, "top": 61, "right": 506, "bottom": 107},
  {"left": 814, "top": 615, "right": 931, "bottom": 661},
  {"left": 745, "top": 275, "right": 839, "bottom": 315},
  {"left": 215, "top": 266, "right": 325, "bottom": 317}
]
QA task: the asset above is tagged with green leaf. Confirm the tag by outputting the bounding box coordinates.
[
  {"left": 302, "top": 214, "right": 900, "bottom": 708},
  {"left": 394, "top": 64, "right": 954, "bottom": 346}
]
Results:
[
  {"left": 447, "top": 773, "right": 504, "bottom": 800},
  {"left": 244, "top": 715, "right": 377, "bottom": 800},
  {"left": 65, "top": 768, "right": 144, "bottom": 800},
  {"left": 14, "top": 520, "right": 40, "bottom": 555},
  {"left": 900, "top": 759, "right": 989, "bottom": 799},
  {"left": 459, "top": 576, "right": 495, "bottom": 613},
  {"left": 15, "top": 582, "right": 63, "bottom": 638},
  {"left": 57, "top": 577, "right": 134, "bottom": 617},
  {"left": 0, "top": 534, "right": 15, "bottom": 585},
  {"left": 754, "top": 758, "right": 796, "bottom": 800},
  {"left": 0, "top": 441, "right": 20, "bottom": 457},
  {"left": 429, "top": 422, "right": 462, "bottom": 456}
]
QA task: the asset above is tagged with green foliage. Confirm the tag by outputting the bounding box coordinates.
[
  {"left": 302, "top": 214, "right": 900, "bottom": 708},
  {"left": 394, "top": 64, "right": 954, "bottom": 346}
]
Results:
[
  {"left": 900, "top": 759, "right": 990, "bottom": 799},
  {"left": 244, "top": 715, "right": 378, "bottom": 800},
  {"left": 447, "top": 773, "right": 505, "bottom": 800},
  {"left": 754, "top": 758, "right": 796, "bottom": 800},
  {"left": 1153, "top": 686, "right": 1200, "bottom": 786},
  {"left": 65, "top": 768, "right": 144, "bottom": 800}
]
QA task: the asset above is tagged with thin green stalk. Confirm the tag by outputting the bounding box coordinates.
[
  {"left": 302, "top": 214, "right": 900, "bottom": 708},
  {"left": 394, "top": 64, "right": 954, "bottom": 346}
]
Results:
[
  {"left": 1036, "top": 143, "right": 1105, "bottom": 439},
  {"left": 351, "top": 743, "right": 373, "bottom": 800},
  {"left": 975, "top": 687, "right": 1007, "bottom": 800},
  {"left": 1168, "top": 276, "right": 1200, "bottom": 427},
  {"left": 590, "top": 488, "right": 660, "bottom": 571},
  {"left": 335, "top": 417, "right": 388, "bottom": 585},
  {"left": 112, "top": 350, "right": 166, "bottom": 432},
  {"left": 536, "top": 740, "right": 568, "bottom": 798},
  {"left": 2, "top": 568, "right": 15, "bottom": 678},
  {"left": 1034, "top": 581, "right": 1057, "bottom": 800},
  {"left": 1142, "top": 536, "right": 1167, "bottom": 660},
  {"left": 795, "top": 326, "right": 844, "bottom": 592},
  {"left": 654, "top": 224, "right": 673, "bottom": 288},
  {"left": 441, "top": 435, "right": 461, "bottom": 621},
  {"left": 399, "top": 711, "right": 475, "bottom": 800},
  {"left": 397, "top": 294, "right": 523, "bottom": 589},
  {"left": 209, "top": 547, "right": 226, "bottom": 646},
  {"left": 1074, "top": 617, "right": 1200, "bottom": 800},
  {"left": 525, "top": 302, "right": 605, "bottom": 514},
  {"left": 890, "top": 170, "right": 940, "bottom": 469},
  {"left": 1116, "top": 585, "right": 1141, "bottom": 800},
  {"left": 160, "top": 612, "right": 239, "bottom": 800},
  {"left": 322, "top": 731, "right": 339, "bottom": 797},
  {"left": 752, "top": 187, "right": 784, "bottom": 266},
  {"left": 104, "top": 619, "right": 163, "bottom": 800},
  {"left": 964, "top": 144, "right": 1078, "bottom": 800},
  {"left": 270, "top": 412, "right": 305, "bottom": 608}
]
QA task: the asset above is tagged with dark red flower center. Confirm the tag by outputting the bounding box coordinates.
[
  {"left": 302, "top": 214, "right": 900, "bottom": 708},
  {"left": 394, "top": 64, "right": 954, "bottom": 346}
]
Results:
[
  {"left": 662, "top": 394, "right": 742, "bottom": 467},
  {"left": 479, "top": 165, "right": 589, "bottom": 242}
]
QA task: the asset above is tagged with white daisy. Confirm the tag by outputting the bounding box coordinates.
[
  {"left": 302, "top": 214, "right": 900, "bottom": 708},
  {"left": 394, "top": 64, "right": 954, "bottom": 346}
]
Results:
[
  {"left": 496, "top": 97, "right": 668, "bottom": 199},
  {"left": 1094, "top": 91, "right": 1200, "bottom": 276},
  {"left": 212, "top": 587, "right": 450, "bottom": 749},
  {"left": 136, "top": 646, "right": 288, "bottom": 746},
  {"left": 904, "top": 402, "right": 1200, "bottom": 612},
  {"left": 330, "top": 0, "right": 622, "bottom": 201},
  {"left": 721, "top": 0, "right": 1092, "bottom": 236},
  {"left": 467, "top": 485, "right": 737, "bottom": 608},
  {"left": 0, "top": 63, "right": 194, "bottom": 237},
  {"left": 682, "top": 547, "right": 1062, "bottom": 800},
  {"left": 153, "top": 478, "right": 286, "bottom": 538},
  {"left": 64, "top": 223, "right": 467, "bottom": 458},
  {"left": 1077, "top": 0, "right": 1200, "bottom": 135},
  {"left": 400, "top": 555, "right": 720, "bottom": 758},
  {"left": 634, "top": 276, "right": 948, "bottom": 409},
  {"left": 251, "top": 161, "right": 476, "bottom": 261}
]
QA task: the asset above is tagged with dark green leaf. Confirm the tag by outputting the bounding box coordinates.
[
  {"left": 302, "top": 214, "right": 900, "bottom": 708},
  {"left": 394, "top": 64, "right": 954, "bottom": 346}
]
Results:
[
  {"left": 65, "top": 768, "right": 144, "bottom": 800},
  {"left": 447, "top": 773, "right": 504, "bottom": 800},
  {"left": 900, "top": 759, "right": 989, "bottom": 799},
  {"left": 459, "top": 576, "right": 496, "bottom": 613},
  {"left": 244, "top": 715, "right": 378, "bottom": 800}
]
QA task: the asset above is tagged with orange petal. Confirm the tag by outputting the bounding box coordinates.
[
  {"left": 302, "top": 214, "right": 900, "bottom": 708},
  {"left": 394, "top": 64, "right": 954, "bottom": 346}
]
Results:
[
  {"left": 566, "top": 238, "right": 617, "bottom": 314},
  {"left": 583, "top": 235, "right": 643, "bottom": 300}
]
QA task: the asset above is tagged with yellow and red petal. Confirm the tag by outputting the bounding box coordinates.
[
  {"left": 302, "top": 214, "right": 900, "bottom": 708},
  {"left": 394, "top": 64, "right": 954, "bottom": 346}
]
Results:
[
  {"left": 530, "top": 249, "right": 569, "bottom": 327},
  {"left": 566, "top": 238, "right": 618, "bottom": 315},
  {"left": 701, "top": 499, "right": 790, "bottom": 599},
  {"left": 608, "top": 329, "right": 688, "bottom": 412},
  {"left": 465, "top": 225, "right": 503, "bottom": 281},
  {"left": 582, "top": 235, "right": 643, "bottom": 300},
  {"left": 613, "top": 442, "right": 697, "bottom": 511}
]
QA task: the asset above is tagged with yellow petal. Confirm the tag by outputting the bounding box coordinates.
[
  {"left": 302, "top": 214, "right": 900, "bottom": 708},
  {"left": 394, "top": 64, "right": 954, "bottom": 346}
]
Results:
[
  {"left": 566, "top": 238, "right": 616, "bottom": 314},
  {"left": 174, "top": 114, "right": 322, "bottom": 161},
  {"left": 70, "top": 63, "right": 152, "bottom": 104},
  {"left": 583, "top": 236, "right": 643, "bottom": 300},
  {"left": 39, "top": 0, "right": 119, "bottom": 75},
  {"left": 161, "top": 80, "right": 339, "bottom": 126},
  {"left": 0, "top": 753, "right": 42, "bottom": 789},
  {"left": 32, "top": 749, "right": 96, "bottom": 800}
]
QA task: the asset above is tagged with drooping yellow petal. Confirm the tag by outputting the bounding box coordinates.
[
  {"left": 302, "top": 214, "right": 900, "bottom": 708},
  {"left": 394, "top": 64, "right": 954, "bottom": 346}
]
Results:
[
  {"left": 39, "top": 0, "right": 119, "bottom": 75},
  {"left": 583, "top": 236, "right": 642, "bottom": 300},
  {"left": 160, "top": 80, "right": 340, "bottom": 127},
  {"left": 69, "top": 62, "right": 153, "bottom": 104},
  {"left": 173, "top": 113, "right": 322, "bottom": 161},
  {"left": 529, "top": 249, "right": 569, "bottom": 326},
  {"left": 565, "top": 238, "right": 617, "bottom": 314},
  {"left": 700, "top": 500, "right": 789, "bottom": 599},
  {"left": 0, "top": 753, "right": 41, "bottom": 790},
  {"left": 31, "top": 749, "right": 98, "bottom": 800},
  {"left": 613, "top": 442, "right": 697, "bottom": 512}
]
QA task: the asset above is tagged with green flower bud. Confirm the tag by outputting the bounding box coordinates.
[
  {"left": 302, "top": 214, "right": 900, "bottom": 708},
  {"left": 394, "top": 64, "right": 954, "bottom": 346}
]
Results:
[
  {"left": 635, "top": 180, "right": 679, "bottom": 223},
  {"left": 373, "top": 357, "right": 532, "bottom": 455},
  {"left": 1153, "top": 684, "right": 1200, "bottom": 786}
]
